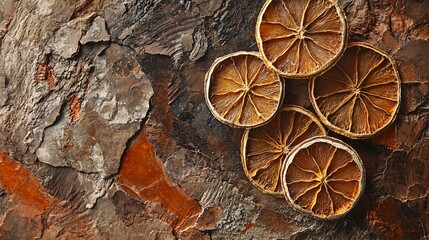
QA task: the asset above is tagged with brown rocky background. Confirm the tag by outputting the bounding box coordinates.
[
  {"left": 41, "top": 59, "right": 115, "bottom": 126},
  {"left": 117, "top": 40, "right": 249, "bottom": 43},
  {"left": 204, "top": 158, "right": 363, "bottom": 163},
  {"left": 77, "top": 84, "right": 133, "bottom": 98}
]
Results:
[{"left": 0, "top": 0, "right": 428, "bottom": 239}]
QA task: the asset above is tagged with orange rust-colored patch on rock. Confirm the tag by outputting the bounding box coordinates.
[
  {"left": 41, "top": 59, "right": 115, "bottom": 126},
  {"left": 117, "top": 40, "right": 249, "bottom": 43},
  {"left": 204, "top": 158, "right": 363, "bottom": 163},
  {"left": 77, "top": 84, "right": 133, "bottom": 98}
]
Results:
[
  {"left": 0, "top": 152, "right": 54, "bottom": 215},
  {"left": 68, "top": 95, "right": 81, "bottom": 121},
  {"left": 35, "top": 58, "right": 57, "bottom": 89},
  {"left": 71, "top": 0, "right": 105, "bottom": 19},
  {"left": 243, "top": 222, "right": 255, "bottom": 234},
  {"left": 370, "top": 124, "right": 397, "bottom": 149},
  {"left": 0, "top": 152, "right": 98, "bottom": 239},
  {"left": 389, "top": 0, "right": 405, "bottom": 13},
  {"left": 117, "top": 132, "right": 202, "bottom": 230}
]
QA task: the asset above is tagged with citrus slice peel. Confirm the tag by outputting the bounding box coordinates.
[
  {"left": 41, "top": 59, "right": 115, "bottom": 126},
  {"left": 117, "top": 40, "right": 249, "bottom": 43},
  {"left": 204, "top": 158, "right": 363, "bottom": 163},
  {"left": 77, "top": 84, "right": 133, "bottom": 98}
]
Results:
[
  {"left": 241, "top": 105, "right": 327, "bottom": 196},
  {"left": 256, "top": 0, "right": 348, "bottom": 78},
  {"left": 205, "top": 51, "right": 284, "bottom": 128},
  {"left": 309, "top": 42, "right": 401, "bottom": 139},
  {"left": 281, "top": 136, "right": 365, "bottom": 220}
]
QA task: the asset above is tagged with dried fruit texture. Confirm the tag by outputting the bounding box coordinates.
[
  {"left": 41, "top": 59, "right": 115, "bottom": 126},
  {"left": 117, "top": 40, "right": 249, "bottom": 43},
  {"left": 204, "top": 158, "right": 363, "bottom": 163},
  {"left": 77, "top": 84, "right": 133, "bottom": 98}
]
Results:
[
  {"left": 241, "top": 105, "right": 326, "bottom": 196},
  {"left": 205, "top": 52, "right": 283, "bottom": 128},
  {"left": 281, "top": 136, "right": 365, "bottom": 220},
  {"left": 256, "top": 0, "right": 347, "bottom": 78},
  {"left": 310, "top": 42, "right": 401, "bottom": 139}
]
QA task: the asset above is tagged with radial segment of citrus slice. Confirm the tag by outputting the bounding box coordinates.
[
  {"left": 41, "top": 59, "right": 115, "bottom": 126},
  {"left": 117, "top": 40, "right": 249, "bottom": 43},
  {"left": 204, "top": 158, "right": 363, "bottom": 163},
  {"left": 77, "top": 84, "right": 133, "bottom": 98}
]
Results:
[
  {"left": 205, "top": 51, "right": 284, "bottom": 128},
  {"left": 241, "top": 105, "right": 326, "bottom": 196},
  {"left": 256, "top": 0, "right": 347, "bottom": 78},
  {"left": 309, "top": 42, "right": 401, "bottom": 139},
  {"left": 281, "top": 136, "right": 365, "bottom": 220}
]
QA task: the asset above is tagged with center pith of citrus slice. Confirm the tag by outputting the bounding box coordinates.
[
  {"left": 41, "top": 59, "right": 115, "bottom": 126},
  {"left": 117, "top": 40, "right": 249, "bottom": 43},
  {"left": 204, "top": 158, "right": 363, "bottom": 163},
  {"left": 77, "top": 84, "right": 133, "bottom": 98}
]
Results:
[
  {"left": 281, "top": 136, "right": 365, "bottom": 219},
  {"left": 256, "top": 0, "right": 347, "bottom": 78},
  {"left": 205, "top": 51, "right": 284, "bottom": 128},
  {"left": 309, "top": 42, "right": 401, "bottom": 139}
]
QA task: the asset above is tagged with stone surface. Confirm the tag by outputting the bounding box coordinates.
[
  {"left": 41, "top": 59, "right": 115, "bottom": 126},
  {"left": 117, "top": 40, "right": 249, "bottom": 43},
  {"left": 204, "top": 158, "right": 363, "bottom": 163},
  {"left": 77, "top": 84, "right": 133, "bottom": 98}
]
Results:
[
  {"left": 35, "top": 43, "right": 153, "bottom": 177},
  {"left": 80, "top": 16, "right": 110, "bottom": 44},
  {"left": 0, "top": 0, "right": 428, "bottom": 239}
]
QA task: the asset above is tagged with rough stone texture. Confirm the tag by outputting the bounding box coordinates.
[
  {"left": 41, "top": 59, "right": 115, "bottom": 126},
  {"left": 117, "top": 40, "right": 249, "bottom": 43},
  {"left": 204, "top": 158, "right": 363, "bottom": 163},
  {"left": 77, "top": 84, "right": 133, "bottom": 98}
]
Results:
[
  {"left": 80, "top": 16, "right": 110, "bottom": 44},
  {"left": 0, "top": 0, "right": 428, "bottom": 239},
  {"left": 35, "top": 43, "right": 153, "bottom": 177}
]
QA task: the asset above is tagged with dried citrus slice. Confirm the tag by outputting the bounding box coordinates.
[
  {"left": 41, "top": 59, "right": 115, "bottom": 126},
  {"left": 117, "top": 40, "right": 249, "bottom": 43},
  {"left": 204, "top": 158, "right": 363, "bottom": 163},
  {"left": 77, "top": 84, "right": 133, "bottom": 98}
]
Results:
[
  {"left": 241, "top": 105, "right": 326, "bottom": 196},
  {"left": 309, "top": 42, "right": 401, "bottom": 139},
  {"left": 281, "top": 136, "right": 365, "bottom": 220},
  {"left": 205, "top": 51, "right": 284, "bottom": 128},
  {"left": 256, "top": 0, "right": 347, "bottom": 78}
]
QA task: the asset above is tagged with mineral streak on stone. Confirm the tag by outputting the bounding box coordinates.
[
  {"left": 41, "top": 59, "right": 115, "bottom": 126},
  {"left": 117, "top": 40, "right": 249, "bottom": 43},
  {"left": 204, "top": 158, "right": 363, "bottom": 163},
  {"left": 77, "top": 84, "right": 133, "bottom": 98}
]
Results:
[
  {"left": 0, "top": 152, "right": 53, "bottom": 214},
  {"left": 35, "top": 57, "right": 57, "bottom": 88},
  {"left": 117, "top": 131, "right": 202, "bottom": 232},
  {"left": 68, "top": 94, "right": 81, "bottom": 121},
  {"left": 0, "top": 152, "right": 98, "bottom": 239},
  {"left": 0, "top": 151, "right": 52, "bottom": 239},
  {"left": 71, "top": 0, "right": 105, "bottom": 20}
]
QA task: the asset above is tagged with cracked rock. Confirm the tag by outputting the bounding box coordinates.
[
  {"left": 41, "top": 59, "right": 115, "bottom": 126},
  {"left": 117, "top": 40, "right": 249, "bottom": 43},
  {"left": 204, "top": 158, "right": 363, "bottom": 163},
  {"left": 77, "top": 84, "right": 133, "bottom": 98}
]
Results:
[
  {"left": 80, "top": 16, "right": 110, "bottom": 44},
  {"left": 36, "top": 43, "right": 153, "bottom": 177}
]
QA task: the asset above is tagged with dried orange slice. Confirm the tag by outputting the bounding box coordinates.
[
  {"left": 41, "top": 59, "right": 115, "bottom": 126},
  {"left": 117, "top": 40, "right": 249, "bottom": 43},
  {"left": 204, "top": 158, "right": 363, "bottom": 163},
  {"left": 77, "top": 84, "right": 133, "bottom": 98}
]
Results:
[
  {"left": 205, "top": 51, "right": 284, "bottom": 128},
  {"left": 309, "top": 42, "right": 401, "bottom": 139},
  {"left": 256, "top": 0, "right": 347, "bottom": 78},
  {"left": 281, "top": 136, "right": 365, "bottom": 220},
  {"left": 241, "top": 105, "right": 326, "bottom": 196}
]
